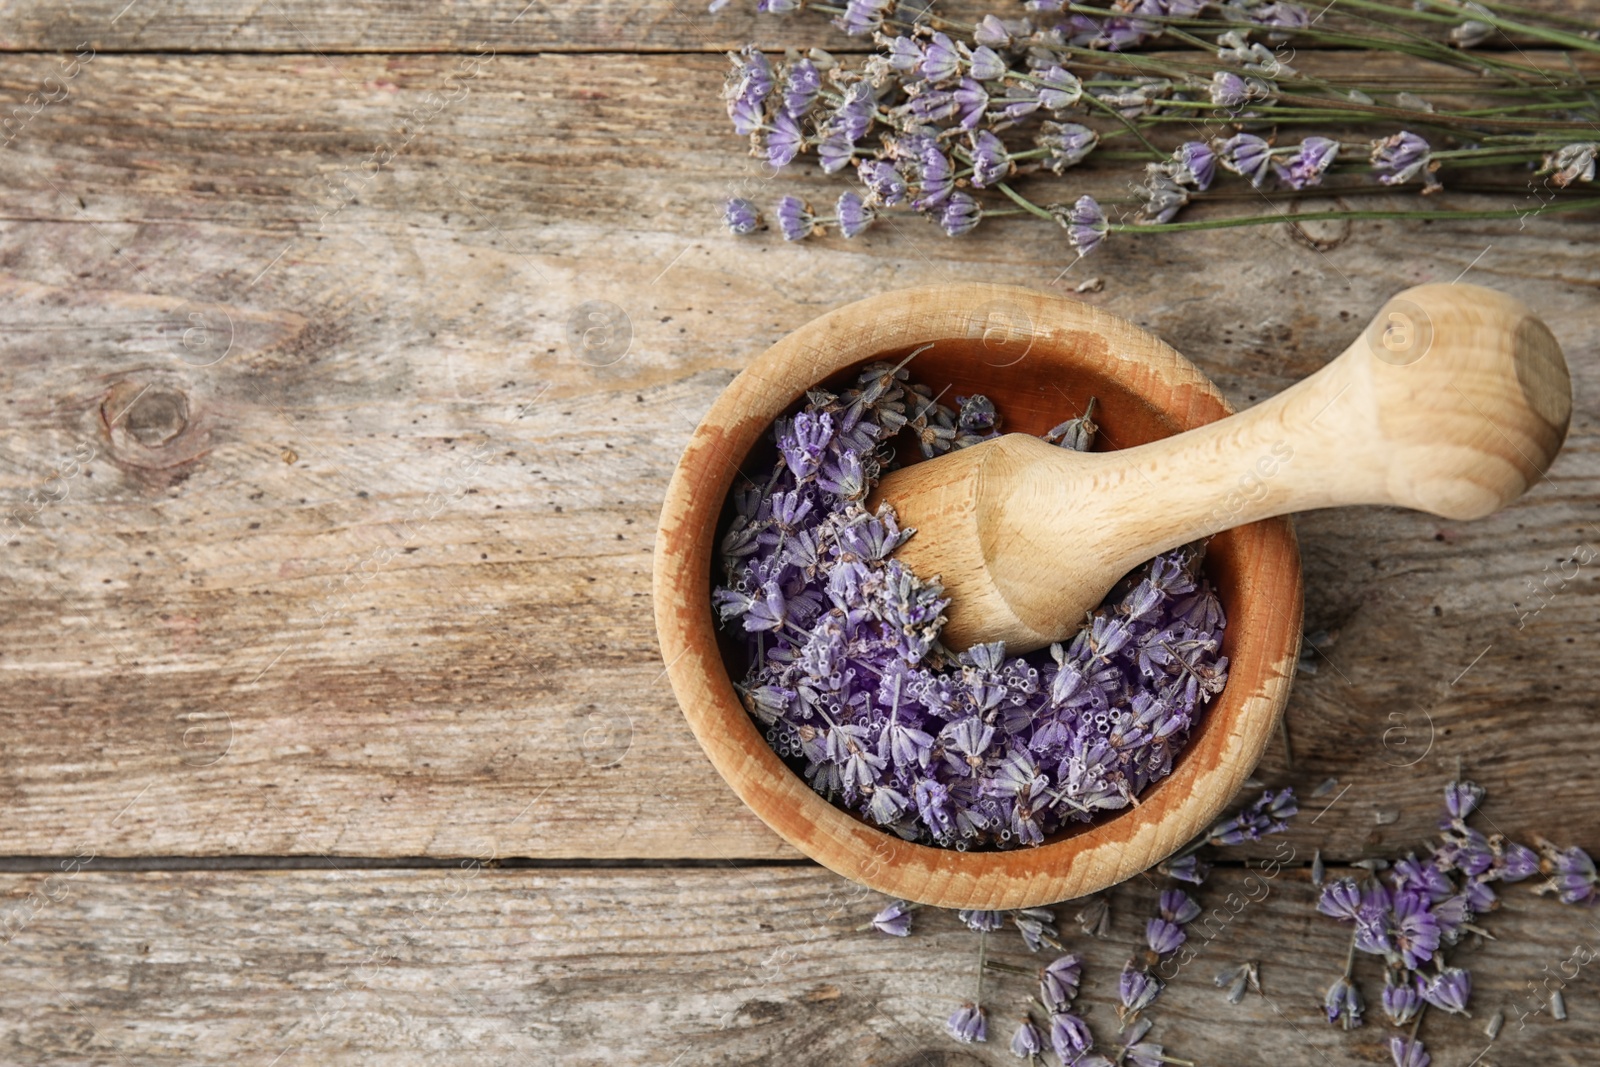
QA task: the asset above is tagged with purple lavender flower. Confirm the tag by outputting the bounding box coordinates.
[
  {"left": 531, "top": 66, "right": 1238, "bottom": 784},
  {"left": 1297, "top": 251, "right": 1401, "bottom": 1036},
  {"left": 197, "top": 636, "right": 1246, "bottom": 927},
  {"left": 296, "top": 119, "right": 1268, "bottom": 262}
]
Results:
[
  {"left": 871, "top": 900, "right": 913, "bottom": 936},
  {"left": 1390, "top": 1037, "right": 1430, "bottom": 1067},
  {"left": 973, "top": 13, "right": 1018, "bottom": 48},
  {"left": 1038, "top": 122, "right": 1098, "bottom": 174},
  {"left": 1216, "top": 133, "right": 1273, "bottom": 187},
  {"left": 1211, "top": 70, "right": 1250, "bottom": 109},
  {"left": 1542, "top": 844, "right": 1598, "bottom": 905},
  {"left": 1013, "top": 907, "right": 1058, "bottom": 952},
  {"left": 858, "top": 159, "right": 908, "bottom": 206},
  {"left": 1118, "top": 964, "right": 1162, "bottom": 1018},
  {"left": 967, "top": 45, "right": 1007, "bottom": 82},
  {"left": 1250, "top": 0, "right": 1311, "bottom": 36},
  {"left": 780, "top": 57, "right": 821, "bottom": 117},
  {"left": 775, "top": 195, "right": 814, "bottom": 241},
  {"left": 766, "top": 111, "right": 805, "bottom": 167},
  {"left": 1063, "top": 195, "right": 1108, "bottom": 257},
  {"left": 1163, "top": 853, "right": 1211, "bottom": 884},
  {"left": 836, "top": 191, "right": 876, "bottom": 239},
  {"left": 946, "top": 1002, "right": 987, "bottom": 1043},
  {"left": 1496, "top": 840, "right": 1540, "bottom": 882},
  {"left": 1145, "top": 917, "right": 1186, "bottom": 955},
  {"left": 1209, "top": 788, "right": 1297, "bottom": 844},
  {"left": 1275, "top": 136, "right": 1339, "bottom": 190},
  {"left": 882, "top": 34, "right": 921, "bottom": 74},
  {"left": 1382, "top": 974, "right": 1421, "bottom": 1025},
  {"left": 1172, "top": 141, "right": 1216, "bottom": 190},
  {"left": 1159, "top": 889, "right": 1201, "bottom": 925},
  {"left": 1443, "top": 780, "right": 1485, "bottom": 822},
  {"left": 938, "top": 192, "right": 981, "bottom": 237},
  {"left": 958, "top": 908, "right": 1005, "bottom": 932},
  {"left": 967, "top": 130, "right": 1011, "bottom": 189},
  {"left": 1009, "top": 1017, "right": 1043, "bottom": 1057},
  {"left": 1048, "top": 1013, "right": 1093, "bottom": 1059},
  {"left": 952, "top": 78, "right": 990, "bottom": 130},
  {"left": 829, "top": 82, "right": 877, "bottom": 144},
  {"left": 1418, "top": 967, "right": 1471, "bottom": 1014},
  {"left": 912, "top": 143, "right": 954, "bottom": 209},
  {"left": 1035, "top": 66, "right": 1082, "bottom": 111},
  {"left": 1323, "top": 975, "right": 1363, "bottom": 1030},
  {"left": 1371, "top": 131, "right": 1434, "bottom": 186},
  {"left": 1140, "top": 164, "right": 1189, "bottom": 225},
  {"left": 723, "top": 197, "right": 761, "bottom": 236},
  {"left": 921, "top": 32, "right": 962, "bottom": 82},
  {"left": 1392, "top": 891, "right": 1441, "bottom": 969},
  {"left": 1040, "top": 953, "right": 1082, "bottom": 1011},
  {"left": 1318, "top": 878, "right": 1363, "bottom": 921},
  {"left": 832, "top": 0, "right": 893, "bottom": 36}
]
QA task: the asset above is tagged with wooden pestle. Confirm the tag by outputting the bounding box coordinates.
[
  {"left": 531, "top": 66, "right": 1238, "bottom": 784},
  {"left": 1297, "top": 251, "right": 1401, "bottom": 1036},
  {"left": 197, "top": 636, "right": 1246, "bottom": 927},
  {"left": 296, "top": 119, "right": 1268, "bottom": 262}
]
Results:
[{"left": 873, "top": 283, "right": 1572, "bottom": 654}]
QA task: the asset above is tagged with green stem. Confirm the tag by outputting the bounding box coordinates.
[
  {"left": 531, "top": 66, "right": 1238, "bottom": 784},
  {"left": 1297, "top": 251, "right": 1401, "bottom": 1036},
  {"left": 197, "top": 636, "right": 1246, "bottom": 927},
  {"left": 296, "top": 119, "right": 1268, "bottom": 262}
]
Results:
[
  {"left": 1109, "top": 197, "right": 1600, "bottom": 234},
  {"left": 997, "top": 182, "right": 1058, "bottom": 221}
]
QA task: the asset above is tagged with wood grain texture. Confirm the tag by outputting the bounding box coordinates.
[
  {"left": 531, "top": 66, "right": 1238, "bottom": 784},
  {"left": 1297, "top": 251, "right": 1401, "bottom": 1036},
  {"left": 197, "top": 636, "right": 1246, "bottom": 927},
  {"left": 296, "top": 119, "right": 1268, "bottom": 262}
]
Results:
[
  {"left": 0, "top": 0, "right": 1586, "bottom": 54},
  {"left": 0, "top": 50, "right": 1596, "bottom": 865},
  {"left": 3, "top": 865, "right": 1599, "bottom": 1065}
]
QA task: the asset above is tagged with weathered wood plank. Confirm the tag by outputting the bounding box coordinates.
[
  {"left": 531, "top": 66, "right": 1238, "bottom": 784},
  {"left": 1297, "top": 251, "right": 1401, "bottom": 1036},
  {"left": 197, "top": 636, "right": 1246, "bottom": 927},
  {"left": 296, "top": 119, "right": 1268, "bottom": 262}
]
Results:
[
  {"left": 1, "top": 865, "right": 1598, "bottom": 1065},
  {"left": 0, "top": 51, "right": 1596, "bottom": 861},
  {"left": 0, "top": 0, "right": 1588, "bottom": 54}
]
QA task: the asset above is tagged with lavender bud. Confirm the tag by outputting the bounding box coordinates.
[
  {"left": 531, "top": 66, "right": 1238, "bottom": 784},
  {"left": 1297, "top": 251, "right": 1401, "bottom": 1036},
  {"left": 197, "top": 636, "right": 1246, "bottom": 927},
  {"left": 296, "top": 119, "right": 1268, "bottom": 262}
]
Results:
[
  {"left": 857, "top": 159, "right": 907, "bottom": 206},
  {"left": 836, "top": 191, "right": 876, "bottom": 238},
  {"left": 818, "top": 136, "right": 855, "bottom": 174},
  {"left": 1048, "top": 1013, "right": 1093, "bottom": 1059},
  {"left": 1061, "top": 195, "right": 1108, "bottom": 257},
  {"left": 870, "top": 899, "right": 913, "bottom": 936},
  {"left": 938, "top": 191, "right": 982, "bottom": 237},
  {"left": 1118, "top": 964, "right": 1162, "bottom": 1018},
  {"left": 958, "top": 908, "right": 1005, "bottom": 932},
  {"left": 766, "top": 111, "right": 805, "bottom": 167},
  {"left": 1450, "top": 17, "right": 1494, "bottom": 48},
  {"left": 967, "top": 44, "right": 1008, "bottom": 81},
  {"left": 831, "top": 0, "right": 894, "bottom": 37},
  {"left": 1171, "top": 140, "right": 1217, "bottom": 190},
  {"left": 1040, "top": 953, "right": 1083, "bottom": 1011},
  {"left": 1216, "top": 132, "right": 1273, "bottom": 187},
  {"left": 952, "top": 78, "right": 989, "bottom": 129},
  {"left": 1444, "top": 779, "right": 1485, "bottom": 821},
  {"left": 1382, "top": 974, "right": 1421, "bottom": 1026},
  {"left": 1371, "top": 131, "right": 1434, "bottom": 187},
  {"left": 1324, "top": 975, "right": 1363, "bottom": 1030},
  {"left": 967, "top": 130, "right": 1011, "bottom": 188},
  {"left": 921, "top": 31, "right": 962, "bottom": 82},
  {"left": 723, "top": 197, "right": 762, "bottom": 236},
  {"left": 974, "top": 13, "right": 1020, "bottom": 48},
  {"left": 775, "top": 195, "right": 815, "bottom": 241},
  {"left": 1037, "top": 121, "right": 1098, "bottom": 174},
  {"left": 1418, "top": 966, "right": 1471, "bottom": 1015},
  {"left": 1211, "top": 70, "right": 1250, "bottom": 109},
  {"left": 779, "top": 56, "right": 821, "bottom": 117},
  {"left": 1159, "top": 888, "right": 1201, "bottom": 925},
  {"left": 1145, "top": 916, "right": 1187, "bottom": 955},
  {"left": 912, "top": 144, "right": 954, "bottom": 210},
  {"left": 1389, "top": 1037, "right": 1431, "bottom": 1067},
  {"left": 1545, "top": 142, "right": 1598, "bottom": 188},
  {"left": 1162, "top": 852, "right": 1211, "bottom": 884},
  {"left": 1139, "top": 164, "right": 1189, "bottom": 224},
  {"left": 1274, "top": 136, "right": 1339, "bottom": 190},
  {"left": 1009, "top": 1017, "right": 1043, "bottom": 1057},
  {"left": 946, "top": 1002, "right": 987, "bottom": 1043},
  {"left": 1035, "top": 66, "right": 1082, "bottom": 111}
]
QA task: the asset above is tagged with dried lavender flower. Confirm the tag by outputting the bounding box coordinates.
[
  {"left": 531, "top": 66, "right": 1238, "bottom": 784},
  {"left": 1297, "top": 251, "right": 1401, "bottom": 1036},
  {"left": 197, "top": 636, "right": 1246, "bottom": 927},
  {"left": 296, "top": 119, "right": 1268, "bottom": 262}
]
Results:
[
  {"left": 1146, "top": 916, "right": 1187, "bottom": 955},
  {"left": 1171, "top": 141, "right": 1217, "bottom": 190},
  {"left": 1381, "top": 972, "right": 1421, "bottom": 1025},
  {"left": 939, "top": 191, "right": 983, "bottom": 236},
  {"left": 1216, "top": 132, "right": 1273, "bottom": 187},
  {"left": 1371, "top": 131, "right": 1435, "bottom": 187},
  {"left": 724, "top": 197, "right": 762, "bottom": 235},
  {"left": 1444, "top": 779, "right": 1485, "bottom": 822},
  {"left": 1049, "top": 1013, "right": 1093, "bottom": 1060},
  {"left": 1208, "top": 787, "right": 1298, "bottom": 844},
  {"left": 871, "top": 899, "right": 914, "bottom": 936},
  {"left": 1275, "top": 136, "right": 1339, "bottom": 190},
  {"left": 947, "top": 1002, "right": 988, "bottom": 1043},
  {"left": 1062, "top": 195, "right": 1109, "bottom": 257},
  {"left": 1118, "top": 964, "right": 1162, "bottom": 1020},
  {"left": 775, "top": 195, "right": 814, "bottom": 241},
  {"left": 968, "top": 130, "right": 1012, "bottom": 188},
  {"left": 1324, "top": 974, "right": 1363, "bottom": 1030},
  {"left": 1009, "top": 1017, "right": 1043, "bottom": 1057},
  {"left": 857, "top": 159, "right": 908, "bottom": 206},
  {"left": 836, "top": 191, "right": 876, "bottom": 238},
  {"left": 1075, "top": 895, "right": 1113, "bottom": 938},
  {"left": 959, "top": 908, "right": 1006, "bottom": 932},
  {"left": 1013, "top": 907, "right": 1058, "bottom": 952},
  {"left": 1389, "top": 1037, "right": 1430, "bottom": 1067},
  {"left": 1544, "top": 143, "right": 1598, "bottom": 187},
  {"left": 1040, "top": 953, "right": 1083, "bottom": 1011},
  {"left": 1038, "top": 122, "right": 1099, "bottom": 174},
  {"left": 1537, "top": 842, "right": 1598, "bottom": 905},
  {"left": 1162, "top": 853, "right": 1211, "bottom": 885},
  {"left": 1139, "top": 164, "right": 1189, "bottom": 224}
]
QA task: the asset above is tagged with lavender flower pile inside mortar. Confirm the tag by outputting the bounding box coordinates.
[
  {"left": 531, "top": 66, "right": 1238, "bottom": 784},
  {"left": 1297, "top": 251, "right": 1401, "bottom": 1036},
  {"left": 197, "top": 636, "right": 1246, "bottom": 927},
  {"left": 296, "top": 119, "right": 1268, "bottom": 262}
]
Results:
[{"left": 713, "top": 354, "right": 1229, "bottom": 850}]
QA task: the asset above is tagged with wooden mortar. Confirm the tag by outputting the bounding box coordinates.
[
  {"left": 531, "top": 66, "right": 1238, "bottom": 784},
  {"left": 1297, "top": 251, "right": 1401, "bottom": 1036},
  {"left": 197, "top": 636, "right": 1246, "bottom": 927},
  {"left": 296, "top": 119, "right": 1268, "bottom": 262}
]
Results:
[{"left": 654, "top": 283, "right": 1302, "bottom": 909}]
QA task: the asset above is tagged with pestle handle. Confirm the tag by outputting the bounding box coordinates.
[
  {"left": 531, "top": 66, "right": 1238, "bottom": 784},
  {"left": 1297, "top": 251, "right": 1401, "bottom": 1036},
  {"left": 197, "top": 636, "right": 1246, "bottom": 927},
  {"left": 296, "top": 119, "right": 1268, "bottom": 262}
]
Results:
[{"left": 883, "top": 283, "right": 1572, "bottom": 652}]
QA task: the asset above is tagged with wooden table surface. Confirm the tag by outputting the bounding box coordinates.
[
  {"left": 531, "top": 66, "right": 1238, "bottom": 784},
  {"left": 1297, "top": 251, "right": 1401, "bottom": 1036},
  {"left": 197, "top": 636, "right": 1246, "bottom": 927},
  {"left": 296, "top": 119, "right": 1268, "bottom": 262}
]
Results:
[{"left": 1, "top": 2, "right": 1597, "bottom": 1063}]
